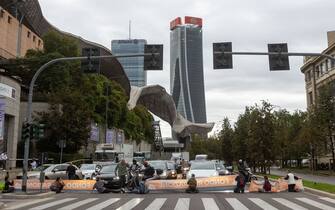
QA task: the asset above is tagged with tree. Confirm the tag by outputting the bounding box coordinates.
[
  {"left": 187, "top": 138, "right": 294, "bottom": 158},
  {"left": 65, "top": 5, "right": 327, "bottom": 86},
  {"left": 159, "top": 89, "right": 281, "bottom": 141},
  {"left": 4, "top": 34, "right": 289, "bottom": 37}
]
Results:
[{"left": 218, "top": 118, "right": 234, "bottom": 165}]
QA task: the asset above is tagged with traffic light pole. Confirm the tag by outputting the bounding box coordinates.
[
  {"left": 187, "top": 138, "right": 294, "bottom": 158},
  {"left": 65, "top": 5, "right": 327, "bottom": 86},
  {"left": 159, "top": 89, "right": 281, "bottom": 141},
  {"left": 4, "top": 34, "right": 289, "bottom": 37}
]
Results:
[
  {"left": 214, "top": 51, "right": 335, "bottom": 62},
  {"left": 22, "top": 52, "right": 159, "bottom": 192}
]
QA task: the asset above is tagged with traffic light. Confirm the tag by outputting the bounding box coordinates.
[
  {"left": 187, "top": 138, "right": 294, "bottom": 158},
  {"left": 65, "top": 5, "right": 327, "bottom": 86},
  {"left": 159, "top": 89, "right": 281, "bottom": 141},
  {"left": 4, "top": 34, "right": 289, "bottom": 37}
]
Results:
[
  {"left": 21, "top": 123, "right": 30, "bottom": 140},
  {"left": 268, "top": 43, "right": 290, "bottom": 71},
  {"left": 213, "top": 42, "right": 233, "bottom": 69},
  {"left": 144, "top": 44, "right": 163, "bottom": 70},
  {"left": 81, "top": 48, "right": 100, "bottom": 73},
  {"left": 31, "top": 123, "right": 45, "bottom": 139}
]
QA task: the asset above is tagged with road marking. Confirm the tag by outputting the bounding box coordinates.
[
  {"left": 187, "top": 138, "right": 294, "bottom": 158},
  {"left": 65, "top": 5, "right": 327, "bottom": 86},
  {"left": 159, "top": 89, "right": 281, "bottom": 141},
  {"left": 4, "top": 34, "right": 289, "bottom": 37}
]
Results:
[
  {"left": 319, "top": 197, "right": 335, "bottom": 204},
  {"left": 4, "top": 198, "right": 54, "bottom": 210},
  {"left": 272, "top": 198, "right": 307, "bottom": 210},
  {"left": 225, "top": 198, "right": 248, "bottom": 210},
  {"left": 144, "top": 198, "right": 167, "bottom": 210},
  {"left": 58, "top": 198, "right": 98, "bottom": 210},
  {"left": 174, "top": 198, "right": 190, "bottom": 210},
  {"left": 296, "top": 198, "right": 335, "bottom": 210},
  {"left": 86, "top": 198, "right": 120, "bottom": 210},
  {"left": 29, "top": 198, "right": 77, "bottom": 210},
  {"left": 249, "top": 198, "right": 278, "bottom": 210},
  {"left": 202, "top": 198, "right": 219, "bottom": 210},
  {"left": 116, "top": 198, "right": 144, "bottom": 210}
]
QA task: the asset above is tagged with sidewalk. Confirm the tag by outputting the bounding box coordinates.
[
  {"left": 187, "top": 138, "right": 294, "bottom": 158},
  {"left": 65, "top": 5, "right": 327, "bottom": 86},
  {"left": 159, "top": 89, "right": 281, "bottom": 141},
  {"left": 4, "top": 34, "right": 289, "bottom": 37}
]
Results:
[{"left": 270, "top": 168, "right": 335, "bottom": 185}]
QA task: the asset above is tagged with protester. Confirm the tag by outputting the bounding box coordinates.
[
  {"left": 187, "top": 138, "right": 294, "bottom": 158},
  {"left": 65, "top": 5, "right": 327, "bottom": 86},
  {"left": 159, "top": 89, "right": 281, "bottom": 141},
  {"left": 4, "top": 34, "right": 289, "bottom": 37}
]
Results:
[
  {"left": 234, "top": 172, "right": 245, "bottom": 193},
  {"left": 115, "top": 159, "right": 128, "bottom": 191},
  {"left": 284, "top": 170, "right": 299, "bottom": 192},
  {"left": 66, "top": 163, "right": 76, "bottom": 180},
  {"left": 258, "top": 176, "right": 272, "bottom": 192},
  {"left": 93, "top": 177, "right": 112, "bottom": 193},
  {"left": 142, "top": 161, "right": 155, "bottom": 181},
  {"left": 186, "top": 174, "right": 198, "bottom": 193},
  {"left": 50, "top": 177, "right": 65, "bottom": 193},
  {"left": 2, "top": 176, "right": 14, "bottom": 193}
]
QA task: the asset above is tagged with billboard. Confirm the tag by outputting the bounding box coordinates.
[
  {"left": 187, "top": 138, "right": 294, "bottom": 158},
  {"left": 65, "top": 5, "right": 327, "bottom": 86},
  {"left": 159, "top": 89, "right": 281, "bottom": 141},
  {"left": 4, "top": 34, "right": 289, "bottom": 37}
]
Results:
[
  {"left": 184, "top": 16, "right": 202, "bottom": 27},
  {"left": 90, "top": 123, "right": 99, "bottom": 142},
  {"left": 170, "top": 17, "right": 182, "bottom": 30}
]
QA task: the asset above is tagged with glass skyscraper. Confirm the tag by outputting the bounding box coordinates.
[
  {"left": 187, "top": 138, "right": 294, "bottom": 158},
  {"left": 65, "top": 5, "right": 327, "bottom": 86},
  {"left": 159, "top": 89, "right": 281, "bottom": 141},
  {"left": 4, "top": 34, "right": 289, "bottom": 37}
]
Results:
[
  {"left": 111, "top": 39, "right": 147, "bottom": 87},
  {"left": 170, "top": 17, "right": 207, "bottom": 123}
]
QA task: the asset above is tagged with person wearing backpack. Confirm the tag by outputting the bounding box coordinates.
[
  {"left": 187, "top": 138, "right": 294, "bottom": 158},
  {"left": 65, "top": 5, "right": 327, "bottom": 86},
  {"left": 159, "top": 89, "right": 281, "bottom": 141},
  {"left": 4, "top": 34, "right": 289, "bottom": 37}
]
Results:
[
  {"left": 258, "top": 176, "right": 272, "bottom": 192},
  {"left": 234, "top": 173, "right": 245, "bottom": 193}
]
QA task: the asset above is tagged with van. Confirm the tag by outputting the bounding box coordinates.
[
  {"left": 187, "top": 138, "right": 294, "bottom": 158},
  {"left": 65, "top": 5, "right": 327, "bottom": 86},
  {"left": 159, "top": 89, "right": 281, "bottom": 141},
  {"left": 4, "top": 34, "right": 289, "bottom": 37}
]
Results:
[{"left": 195, "top": 154, "right": 208, "bottom": 161}]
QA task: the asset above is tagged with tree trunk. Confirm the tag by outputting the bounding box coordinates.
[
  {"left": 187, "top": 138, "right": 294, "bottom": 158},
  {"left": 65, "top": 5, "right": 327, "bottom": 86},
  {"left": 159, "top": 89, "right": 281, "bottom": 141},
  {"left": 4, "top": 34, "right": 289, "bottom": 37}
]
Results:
[{"left": 328, "top": 127, "right": 335, "bottom": 171}]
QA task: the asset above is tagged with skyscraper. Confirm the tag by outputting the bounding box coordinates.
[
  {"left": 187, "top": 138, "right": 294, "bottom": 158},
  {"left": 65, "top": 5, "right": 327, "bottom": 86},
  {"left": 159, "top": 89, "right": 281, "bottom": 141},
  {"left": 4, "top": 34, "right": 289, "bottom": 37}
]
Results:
[
  {"left": 111, "top": 39, "right": 147, "bottom": 87},
  {"left": 170, "top": 16, "right": 207, "bottom": 123}
]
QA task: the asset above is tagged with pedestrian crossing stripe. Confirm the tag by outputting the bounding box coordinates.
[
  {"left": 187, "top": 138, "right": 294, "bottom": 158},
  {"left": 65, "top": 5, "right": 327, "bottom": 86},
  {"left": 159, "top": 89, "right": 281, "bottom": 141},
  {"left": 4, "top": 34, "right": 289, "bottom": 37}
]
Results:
[{"left": 4, "top": 196, "right": 335, "bottom": 210}]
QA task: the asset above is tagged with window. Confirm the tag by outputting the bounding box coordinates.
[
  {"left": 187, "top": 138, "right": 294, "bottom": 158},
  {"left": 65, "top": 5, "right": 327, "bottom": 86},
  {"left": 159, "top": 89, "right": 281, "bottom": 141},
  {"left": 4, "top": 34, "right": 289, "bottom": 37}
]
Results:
[
  {"left": 308, "top": 92, "right": 313, "bottom": 105},
  {"left": 33, "top": 35, "right": 36, "bottom": 42},
  {"left": 7, "top": 16, "right": 11, "bottom": 24},
  {"left": 316, "top": 66, "right": 320, "bottom": 78},
  {"left": 328, "top": 59, "right": 332, "bottom": 70},
  {"left": 27, "top": 31, "right": 31, "bottom": 38},
  {"left": 320, "top": 63, "right": 324, "bottom": 75},
  {"left": 38, "top": 40, "right": 41, "bottom": 46}
]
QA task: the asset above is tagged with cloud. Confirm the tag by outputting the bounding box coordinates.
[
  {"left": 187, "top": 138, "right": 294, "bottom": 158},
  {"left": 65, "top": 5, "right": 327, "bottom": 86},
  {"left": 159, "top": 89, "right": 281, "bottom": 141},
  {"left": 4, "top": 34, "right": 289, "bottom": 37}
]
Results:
[{"left": 38, "top": 0, "right": 334, "bottom": 138}]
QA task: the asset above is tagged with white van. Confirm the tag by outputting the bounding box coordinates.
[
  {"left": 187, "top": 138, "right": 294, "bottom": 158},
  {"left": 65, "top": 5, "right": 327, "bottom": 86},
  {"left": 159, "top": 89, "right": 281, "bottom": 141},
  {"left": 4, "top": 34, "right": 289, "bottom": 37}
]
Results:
[{"left": 195, "top": 154, "right": 208, "bottom": 161}]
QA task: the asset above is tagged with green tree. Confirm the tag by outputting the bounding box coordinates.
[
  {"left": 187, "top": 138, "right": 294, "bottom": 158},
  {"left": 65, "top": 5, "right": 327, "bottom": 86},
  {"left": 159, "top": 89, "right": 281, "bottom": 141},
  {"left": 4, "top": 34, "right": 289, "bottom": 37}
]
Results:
[{"left": 218, "top": 118, "right": 234, "bottom": 165}]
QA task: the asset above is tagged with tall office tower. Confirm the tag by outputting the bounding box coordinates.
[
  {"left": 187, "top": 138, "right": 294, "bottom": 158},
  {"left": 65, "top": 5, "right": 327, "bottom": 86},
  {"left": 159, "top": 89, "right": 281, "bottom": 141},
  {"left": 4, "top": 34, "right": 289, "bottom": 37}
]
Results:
[
  {"left": 170, "top": 16, "right": 207, "bottom": 123},
  {"left": 111, "top": 39, "right": 147, "bottom": 87}
]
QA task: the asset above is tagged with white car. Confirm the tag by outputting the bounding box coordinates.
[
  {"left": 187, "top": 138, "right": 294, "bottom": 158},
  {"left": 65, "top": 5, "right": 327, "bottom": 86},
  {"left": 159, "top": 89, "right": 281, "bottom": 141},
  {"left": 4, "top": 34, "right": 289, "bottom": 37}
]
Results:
[
  {"left": 80, "top": 164, "right": 100, "bottom": 179},
  {"left": 187, "top": 161, "right": 218, "bottom": 179}
]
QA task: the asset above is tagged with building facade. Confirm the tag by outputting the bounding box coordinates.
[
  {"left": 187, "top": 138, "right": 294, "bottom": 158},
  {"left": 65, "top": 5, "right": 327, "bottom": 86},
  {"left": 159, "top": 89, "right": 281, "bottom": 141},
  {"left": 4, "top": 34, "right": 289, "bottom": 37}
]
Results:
[
  {"left": 111, "top": 39, "right": 147, "bottom": 87},
  {"left": 301, "top": 31, "right": 335, "bottom": 107},
  {"left": 170, "top": 16, "right": 207, "bottom": 124}
]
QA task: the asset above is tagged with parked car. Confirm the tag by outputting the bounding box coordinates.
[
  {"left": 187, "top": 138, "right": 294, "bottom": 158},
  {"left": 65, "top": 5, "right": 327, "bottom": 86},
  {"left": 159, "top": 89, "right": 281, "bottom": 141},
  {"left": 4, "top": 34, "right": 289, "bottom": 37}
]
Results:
[
  {"left": 16, "top": 164, "right": 53, "bottom": 179},
  {"left": 95, "top": 164, "right": 121, "bottom": 192},
  {"left": 215, "top": 162, "right": 231, "bottom": 175},
  {"left": 187, "top": 161, "right": 218, "bottom": 179},
  {"left": 148, "top": 160, "right": 172, "bottom": 179},
  {"left": 80, "top": 164, "right": 101, "bottom": 179}
]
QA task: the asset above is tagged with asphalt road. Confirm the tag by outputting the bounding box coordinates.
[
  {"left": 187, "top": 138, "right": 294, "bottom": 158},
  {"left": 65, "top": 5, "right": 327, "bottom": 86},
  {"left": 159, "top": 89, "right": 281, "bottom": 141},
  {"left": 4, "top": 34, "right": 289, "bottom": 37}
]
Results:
[{"left": 2, "top": 191, "right": 335, "bottom": 210}]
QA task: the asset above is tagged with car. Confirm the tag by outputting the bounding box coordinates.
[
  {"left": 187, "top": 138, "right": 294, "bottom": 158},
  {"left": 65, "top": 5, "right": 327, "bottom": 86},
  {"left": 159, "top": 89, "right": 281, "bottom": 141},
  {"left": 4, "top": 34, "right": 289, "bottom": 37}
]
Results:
[
  {"left": 215, "top": 162, "right": 231, "bottom": 175},
  {"left": 166, "top": 161, "right": 178, "bottom": 179},
  {"left": 195, "top": 154, "right": 208, "bottom": 161},
  {"left": 95, "top": 164, "right": 121, "bottom": 192},
  {"left": 16, "top": 164, "right": 53, "bottom": 179},
  {"left": 80, "top": 164, "right": 101, "bottom": 179},
  {"left": 187, "top": 161, "right": 218, "bottom": 179},
  {"left": 148, "top": 160, "right": 172, "bottom": 179}
]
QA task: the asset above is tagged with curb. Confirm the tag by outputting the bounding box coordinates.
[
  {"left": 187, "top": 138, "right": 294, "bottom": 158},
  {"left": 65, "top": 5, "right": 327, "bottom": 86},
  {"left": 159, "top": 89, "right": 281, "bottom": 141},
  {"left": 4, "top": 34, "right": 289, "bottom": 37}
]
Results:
[
  {"left": 304, "top": 187, "right": 335, "bottom": 198},
  {"left": 0, "top": 202, "right": 4, "bottom": 210},
  {"left": 1, "top": 191, "right": 55, "bottom": 199}
]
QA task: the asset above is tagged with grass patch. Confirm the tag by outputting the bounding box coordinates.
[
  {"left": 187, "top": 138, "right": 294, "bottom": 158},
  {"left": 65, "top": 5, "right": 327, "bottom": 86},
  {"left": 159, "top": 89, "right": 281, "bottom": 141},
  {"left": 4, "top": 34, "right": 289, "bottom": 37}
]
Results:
[{"left": 257, "top": 173, "right": 335, "bottom": 194}]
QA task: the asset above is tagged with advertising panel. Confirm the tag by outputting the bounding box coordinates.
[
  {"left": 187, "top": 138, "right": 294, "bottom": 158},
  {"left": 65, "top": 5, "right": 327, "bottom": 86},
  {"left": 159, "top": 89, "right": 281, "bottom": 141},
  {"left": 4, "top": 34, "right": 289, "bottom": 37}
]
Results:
[
  {"left": 14, "top": 179, "right": 96, "bottom": 191},
  {"left": 248, "top": 178, "right": 304, "bottom": 192},
  {"left": 170, "top": 17, "right": 182, "bottom": 30},
  {"left": 106, "top": 129, "right": 114, "bottom": 144},
  {"left": 184, "top": 16, "right": 202, "bottom": 27},
  {"left": 0, "top": 83, "right": 16, "bottom": 99},
  {"left": 90, "top": 123, "right": 99, "bottom": 142}
]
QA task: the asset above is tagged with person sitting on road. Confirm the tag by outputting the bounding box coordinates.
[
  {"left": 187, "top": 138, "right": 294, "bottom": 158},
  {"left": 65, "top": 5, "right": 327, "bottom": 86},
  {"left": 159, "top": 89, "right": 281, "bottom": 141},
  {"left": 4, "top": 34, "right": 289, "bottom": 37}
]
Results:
[
  {"left": 66, "top": 163, "right": 76, "bottom": 180},
  {"left": 284, "top": 170, "right": 299, "bottom": 192},
  {"left": 258, "top": 176, "right": 272, "bottom": 192},
  {"left": 50, "top": 177, "right": 65, "bottom": 193},
  {"left": 2, "top": 177, "right": 14, "bottom": 193},
  {"left": 186, "top": 174, "right": 199, "bottom": 193},
  {"left": 93, "top": 177, "right": 112, "bottom": 193},
  {"left": 142, "top": 161, "right": 155, "bottom": 181},
  {"left": 234, "top": 172, "right": 245, "bottom": 193}
]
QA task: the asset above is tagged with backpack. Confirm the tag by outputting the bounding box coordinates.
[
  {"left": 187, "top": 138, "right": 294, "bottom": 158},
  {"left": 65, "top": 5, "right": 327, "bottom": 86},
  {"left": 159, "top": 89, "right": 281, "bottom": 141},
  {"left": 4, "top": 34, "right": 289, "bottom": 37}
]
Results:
[
  {"left": 239, "top": 176, "right": 245, "bottom": 187},
  {"left": 263, "top": 180, "right": 271, "bottom": 192}
]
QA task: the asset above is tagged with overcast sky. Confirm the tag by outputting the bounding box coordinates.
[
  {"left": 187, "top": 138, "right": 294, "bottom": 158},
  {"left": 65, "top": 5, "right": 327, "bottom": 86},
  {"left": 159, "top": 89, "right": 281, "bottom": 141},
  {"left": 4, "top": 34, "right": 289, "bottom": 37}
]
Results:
[{"left": 39, "top": 0, "right": 335, "bottom": 137}]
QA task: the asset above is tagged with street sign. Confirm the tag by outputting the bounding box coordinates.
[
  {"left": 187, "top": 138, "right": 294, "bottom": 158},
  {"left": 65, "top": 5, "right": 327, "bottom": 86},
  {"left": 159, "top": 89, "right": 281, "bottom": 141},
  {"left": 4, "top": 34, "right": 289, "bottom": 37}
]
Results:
[
  {"left": 268, "top": 43, "right": 290, "bottom": 71},
  {"left": 213, "top": 42, "right": 233, "bottom": 69},
  {"left": 144, "top": 44, "right": 163, "bottom": 70},
  {"left": 81, "top": 48, "right": 100, "bottom": 73}
]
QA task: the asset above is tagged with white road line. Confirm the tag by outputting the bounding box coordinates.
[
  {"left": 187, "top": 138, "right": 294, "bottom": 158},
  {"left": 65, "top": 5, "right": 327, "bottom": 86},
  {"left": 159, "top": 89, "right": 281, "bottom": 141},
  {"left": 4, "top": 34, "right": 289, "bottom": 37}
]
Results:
[
  {"left": 272, "top": 198, "right": 308, "bottom": 210},
  {"left": 86, "top": 198, "right": 120, "bottom": 210},
  {"left": 249, "top": 198, "right": 278, "bottom": 210},
  {"left": 144, "top": 198, "right": 167, "bottom": 210},
  {"left": 116, "top": 198, "right": 144, "bottom": 210},
  {"left": 57, "top": 198, "right": 98, "bottom": 210},
  {"left": 174, "top": 198, "right": 190, "bottom": 210},
  {"left": 319, "top": 197, "right": 335, "bottom": 205},
  {"left": 29, "top": 198, "right": 77, "bottom": 210},
  {"left": 296, "top": 197, "right": 335, "bottom": 210},
  {"left": 202, "top": 198, "right": 219, "bottom": 210},
  {"left": 225, "top": 198, "right": 248, "bottom": 210},
  {"left": 4, "top": 198, "right": 54, "bottom": 210}
]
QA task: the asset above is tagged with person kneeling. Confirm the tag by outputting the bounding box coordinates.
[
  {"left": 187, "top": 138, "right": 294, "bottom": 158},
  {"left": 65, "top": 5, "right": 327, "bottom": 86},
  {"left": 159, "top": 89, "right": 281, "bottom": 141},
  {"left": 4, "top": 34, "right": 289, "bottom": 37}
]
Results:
[
  {"left": 186, "top": 174, "right": 199, "bottom": 193},
  {"left": 258, "top": 176, "right": 272, "bottom": 193},
  {"left": 93, "top": 177, "right": 112, "bottom": 193},
  {"left": 50, "top": 177, "right": 65, "bottom": 193},
  {"left": 234, "top": 173, "right": 245, "bottom": 193},
  {"left": 2, "top": 177, "right": 14, "bottom": 193}
]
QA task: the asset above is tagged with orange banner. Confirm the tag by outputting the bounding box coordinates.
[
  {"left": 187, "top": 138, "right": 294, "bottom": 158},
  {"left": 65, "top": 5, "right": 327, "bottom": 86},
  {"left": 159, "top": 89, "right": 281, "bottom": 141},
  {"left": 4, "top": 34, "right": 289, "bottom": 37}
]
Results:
[
  {"left": 147, "top": 175, "right": 237, "bottom": 190},
  {"left": 14, "top": 179, "right": 96, "bottom": 191},
  {"left": 249, "top": 178, "right": 304, "bottom": 193}
]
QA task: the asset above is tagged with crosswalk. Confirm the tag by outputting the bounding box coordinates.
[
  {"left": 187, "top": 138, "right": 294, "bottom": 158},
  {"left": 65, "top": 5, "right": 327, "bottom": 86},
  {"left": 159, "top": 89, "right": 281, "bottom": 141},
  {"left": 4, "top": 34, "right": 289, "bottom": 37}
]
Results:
[{"left": 3, "top": 196, "right": 335, "bottom": 210}]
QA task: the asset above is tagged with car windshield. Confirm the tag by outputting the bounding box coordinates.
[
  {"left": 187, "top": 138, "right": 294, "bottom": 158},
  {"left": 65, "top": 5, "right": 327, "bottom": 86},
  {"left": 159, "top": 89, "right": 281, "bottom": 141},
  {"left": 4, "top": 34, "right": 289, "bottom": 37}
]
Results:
[
  {"left": 44, "top": 164, "right": 60, "bottom": 172},
  {"left": 148, "top": 161, "right": 166, "bottom": 170},
  {"left": 100, "top": 164, "right": 117, "bottom": 173},
  {"left": 215, "top": 163, "right": 225, "bottom": 170},
  {"left": 80, "top": 164, "right": 96, "bottom": 170},
  {"left": 191, "top": 162, "right": 216, "bottom": 170},
  {"left": 33, "top": 165, "right": 50, "bottom": 171},
  {"left": 167, "top": 162, "right": 175, "bottom": 169}
]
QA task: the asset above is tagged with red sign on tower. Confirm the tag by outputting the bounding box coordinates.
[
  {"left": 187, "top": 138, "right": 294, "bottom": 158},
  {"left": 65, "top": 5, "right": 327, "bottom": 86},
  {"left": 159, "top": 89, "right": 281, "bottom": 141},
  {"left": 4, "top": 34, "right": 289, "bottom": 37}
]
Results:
[
  {"left": 184, "top": 16, "right": 202, "bottom": 27},
  {"left": 170, "top": 17, "right": 182, "bottom": 30}
]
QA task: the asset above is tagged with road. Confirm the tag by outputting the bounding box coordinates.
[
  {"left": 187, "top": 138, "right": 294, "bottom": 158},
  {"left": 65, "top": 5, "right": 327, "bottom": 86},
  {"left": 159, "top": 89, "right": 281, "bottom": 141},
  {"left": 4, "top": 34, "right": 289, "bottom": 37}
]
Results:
[{"left": 2, "top": 191, "right": 335, "bottom": 210}]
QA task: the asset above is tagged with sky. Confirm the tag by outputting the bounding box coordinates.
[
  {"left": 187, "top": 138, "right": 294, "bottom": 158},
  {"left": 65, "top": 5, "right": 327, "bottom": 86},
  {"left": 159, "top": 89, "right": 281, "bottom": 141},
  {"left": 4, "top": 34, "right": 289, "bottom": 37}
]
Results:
[{"left": 38, "top": 0, "right": 335, "bottom": 137}]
